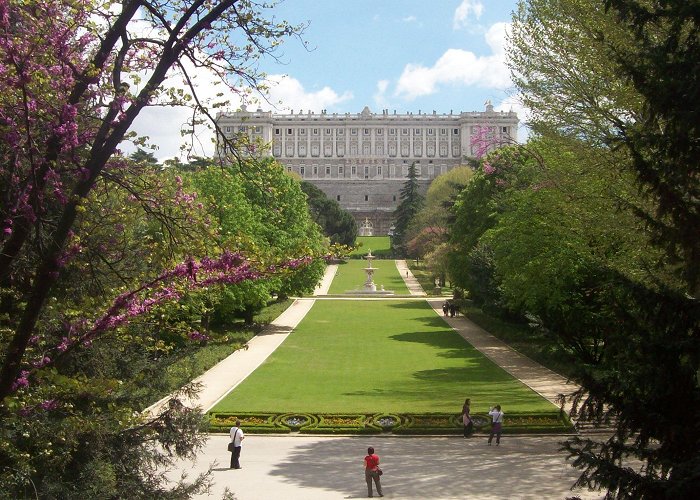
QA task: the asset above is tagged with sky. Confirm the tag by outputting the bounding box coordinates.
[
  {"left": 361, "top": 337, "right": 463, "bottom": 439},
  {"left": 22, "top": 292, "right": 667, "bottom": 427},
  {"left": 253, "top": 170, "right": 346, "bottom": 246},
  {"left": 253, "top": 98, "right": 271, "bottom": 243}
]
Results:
[{"left": 129, "top": 0, "right": 523, "bottom": 160}]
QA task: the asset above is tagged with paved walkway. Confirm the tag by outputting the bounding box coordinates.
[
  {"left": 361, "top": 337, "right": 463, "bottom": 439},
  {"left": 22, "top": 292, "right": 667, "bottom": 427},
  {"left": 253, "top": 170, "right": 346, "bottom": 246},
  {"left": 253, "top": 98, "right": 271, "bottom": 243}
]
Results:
[
  {"left": 427, "top": 299, "right": 580, "bottom": 415},
  {"left": 395, "top": 260, "right": 426, "bottom": 296},
  {"left": 160, "top": 261, "right": 599, "bottom": 499},
  {"left": 145, "top": 265, "right": 338, "bottom": 416},
  {"left": 170, "top": 434, "right": 601, "bottom": 500}
]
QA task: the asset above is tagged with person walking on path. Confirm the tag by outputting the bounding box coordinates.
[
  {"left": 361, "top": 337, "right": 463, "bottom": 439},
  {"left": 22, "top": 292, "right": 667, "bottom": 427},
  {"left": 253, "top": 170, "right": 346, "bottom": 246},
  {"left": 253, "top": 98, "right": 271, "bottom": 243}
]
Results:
[
  {"left": 462, "top": 398, "right": 474, "bottom": 437},
  {"left": 488, "top": 405, "right": 504, "bottom": 446},
  {"left": 449, "top": 303, "right": 456, "bottom": 317},
  {"left": 229, "top": 420, "right": 245, "bottom": 469},
  {"left": 442, "top": 301, "right": 449, "bottom": 316},
  {"left": 364, "top": 446, "right": 383, "bottom": 498}
]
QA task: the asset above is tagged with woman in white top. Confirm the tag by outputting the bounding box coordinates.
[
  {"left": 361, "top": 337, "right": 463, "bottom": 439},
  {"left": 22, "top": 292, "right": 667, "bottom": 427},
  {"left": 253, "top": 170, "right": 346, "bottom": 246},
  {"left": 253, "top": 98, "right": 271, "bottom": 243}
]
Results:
[{"left": 488, "top": 405, "right": 504, "bottom": 445}]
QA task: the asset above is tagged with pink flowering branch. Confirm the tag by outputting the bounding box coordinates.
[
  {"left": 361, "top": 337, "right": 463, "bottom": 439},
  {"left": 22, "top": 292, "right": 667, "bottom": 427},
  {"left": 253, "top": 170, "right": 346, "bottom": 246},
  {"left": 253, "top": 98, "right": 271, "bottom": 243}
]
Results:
[{"left": 11, "top": 252, "right": 313, "bottom": 393}]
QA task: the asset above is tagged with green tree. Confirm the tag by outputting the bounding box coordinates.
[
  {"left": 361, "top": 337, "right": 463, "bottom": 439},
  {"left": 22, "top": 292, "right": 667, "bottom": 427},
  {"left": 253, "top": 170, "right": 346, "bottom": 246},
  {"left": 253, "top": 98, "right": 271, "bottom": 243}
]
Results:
[
  {"left": 0, "top": 1, "right": 309, "bottom": 497},
  {"left": 300, "top": 181, "right": 358, "bottom": 246},
  {"left": 129, "top": 148, "right": 160, "bottom": 166},
  {"left": 189, "top": 159, "right": 326, "bottom": 323},
  {"left": 406, "top": 166, "right": 474, "bottom": 285},
  {"left": 392, "top": 162, "right": 424, "bottom": 255},
  {"left": 508, "top": 1, "right": 700, "bottom": 496}
]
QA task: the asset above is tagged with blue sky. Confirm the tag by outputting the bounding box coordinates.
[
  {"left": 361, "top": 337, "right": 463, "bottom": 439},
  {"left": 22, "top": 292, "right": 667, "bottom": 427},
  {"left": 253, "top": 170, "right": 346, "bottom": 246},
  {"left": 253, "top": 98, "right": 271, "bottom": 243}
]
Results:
[{"left": 132, "top": 0, "right": 523, "bottom": 160}]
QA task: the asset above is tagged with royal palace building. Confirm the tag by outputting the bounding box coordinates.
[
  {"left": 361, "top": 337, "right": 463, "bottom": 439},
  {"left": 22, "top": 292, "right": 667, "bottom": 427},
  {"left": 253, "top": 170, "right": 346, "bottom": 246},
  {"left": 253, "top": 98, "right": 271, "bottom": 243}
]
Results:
[{"left": 216, "top": 103, "right": 518, "bottom": 235}]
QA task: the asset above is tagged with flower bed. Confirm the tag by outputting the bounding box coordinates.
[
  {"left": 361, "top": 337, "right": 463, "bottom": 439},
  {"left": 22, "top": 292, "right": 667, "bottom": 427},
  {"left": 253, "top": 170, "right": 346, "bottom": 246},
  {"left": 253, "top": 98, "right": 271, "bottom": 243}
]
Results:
[{"left": 208, "top": 411, "right": 573, "bottom": 435}]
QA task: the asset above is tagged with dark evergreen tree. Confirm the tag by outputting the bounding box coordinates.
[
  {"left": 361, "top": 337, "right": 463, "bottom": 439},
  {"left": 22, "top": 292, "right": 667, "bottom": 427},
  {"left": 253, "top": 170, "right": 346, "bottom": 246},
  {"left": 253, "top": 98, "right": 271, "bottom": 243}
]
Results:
[
  {"left": 392, "top": 162, "right": 424, "bottom": 255},
  {"left": 300, "top": 182, "right": 358, "bottom": 246},
  {"left": 129, "top": 148, "right": 160, "bottom": 166},
  {"left": 560, "top": 3, "right": 700, "bottom": 497},
  {"left": 507, "top": 1, "right": 700, "bottom": 496}
]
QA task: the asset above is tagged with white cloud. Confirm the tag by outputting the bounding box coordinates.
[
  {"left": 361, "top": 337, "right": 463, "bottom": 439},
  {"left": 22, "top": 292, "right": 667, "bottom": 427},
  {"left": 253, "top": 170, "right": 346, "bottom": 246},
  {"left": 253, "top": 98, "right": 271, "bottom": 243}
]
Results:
[
  {"left": 373, "top": 80, "right": 390, "bottom": 109},
  {"left": 262, "top": 75, "right": 353, "bottom": 113},
  {"left": 394, "top": 22, "right": 511, "bottom": 100},
  {"left": 402, "top": 15, "right": 417, "bottom": 23},
  {"left": 128, "top": 73, "right": 352, "bottom": 161},
  {"left": 453, "top": 0, "right": 484, "bottom": 29},
  {"left": 494, "top": 94, "right": 531, "bottom": 143}
]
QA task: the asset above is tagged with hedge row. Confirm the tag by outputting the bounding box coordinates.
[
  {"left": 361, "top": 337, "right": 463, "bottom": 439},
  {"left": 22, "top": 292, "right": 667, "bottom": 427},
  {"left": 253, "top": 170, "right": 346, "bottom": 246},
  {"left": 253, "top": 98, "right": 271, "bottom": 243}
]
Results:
[{"left": 208, "top": 411, "right": 574, "bottom": 435}]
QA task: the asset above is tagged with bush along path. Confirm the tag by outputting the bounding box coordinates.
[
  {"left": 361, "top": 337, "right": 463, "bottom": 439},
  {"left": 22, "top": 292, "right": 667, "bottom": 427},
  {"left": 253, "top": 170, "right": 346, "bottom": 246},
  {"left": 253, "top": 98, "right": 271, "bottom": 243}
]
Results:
[
  {"left": 144, "top": 265, "right": 338, "bottom": 417},
  {"left": 209, "top": 411, "right": 572, "bottom": 435}
]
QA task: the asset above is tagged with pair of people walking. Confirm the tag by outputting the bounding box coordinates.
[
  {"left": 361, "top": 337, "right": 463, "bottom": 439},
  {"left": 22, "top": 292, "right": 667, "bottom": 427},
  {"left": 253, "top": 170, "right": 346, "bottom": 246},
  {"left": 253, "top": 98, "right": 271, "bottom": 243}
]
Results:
[
  {"left": 443, "top": 301, "right": 458, "bottom": 317},
  {"left": 461, "top": 398, "right": 505, "bottom": 445}
]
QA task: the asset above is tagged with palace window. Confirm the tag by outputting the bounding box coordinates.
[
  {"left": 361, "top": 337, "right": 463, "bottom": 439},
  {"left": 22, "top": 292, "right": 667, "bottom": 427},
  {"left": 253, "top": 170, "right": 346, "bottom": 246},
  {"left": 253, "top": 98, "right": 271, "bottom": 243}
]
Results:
[
  {"left": 337, "top": 195, "right": 341, "bottom": 201},
  {"left": 275, "top": 128, "right": 280, "bottom": 135},
  {"left": 364, "top": 128, "right": 370, "bottom": 135},
  {"left": 300, "top": 166, "right": 305, "bottom": 175},
  {"left": 351, "top": 128, "right": 357, "bottom": 135},
  {"left": 338, "top": 165, "right": 344, "bottom": 174},
  {"left": 313, "top": 128, "right": 319, "bottom": 135},
  {"left": 287, "top": 128, "right": 293, "bottom": 135},
  {"left": 300, "top": 128, "right": 306, "bottom": 135},
  {"left": 453, "top": 128, "right": 459, "bottom": 135},
  {"left": 364, "top": 194, "right": 369, "bottom": 201},
  {"left": 414, "top": 128, "right": 421, "bottom": 135},
  {"left": 351, "top": 165, "right": 357, "bottom": 175},
  {"left": 325, "top": 165, "right": 331, "bottom": 175},
  {"left": 389, "top": 128, "right": 396, "bottom": 135}
]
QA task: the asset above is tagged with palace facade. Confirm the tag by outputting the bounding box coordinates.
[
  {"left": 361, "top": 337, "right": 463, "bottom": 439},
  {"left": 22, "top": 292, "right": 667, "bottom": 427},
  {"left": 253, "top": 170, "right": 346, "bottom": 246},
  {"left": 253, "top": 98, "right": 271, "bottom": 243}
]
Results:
[{"left": 215, "top": 103, "right": 518, "bottom": 235}]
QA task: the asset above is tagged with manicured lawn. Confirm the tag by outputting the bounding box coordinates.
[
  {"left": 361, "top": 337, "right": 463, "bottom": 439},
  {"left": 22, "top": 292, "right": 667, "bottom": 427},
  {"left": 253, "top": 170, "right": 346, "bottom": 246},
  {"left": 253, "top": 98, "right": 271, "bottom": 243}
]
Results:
[
  {"left": 351, "top": 235, "right": 391, "bottom": 257},
  {"left": 327, "top": 259, "right": 410, "bottom": 295},
  {"left": 210, "top": 299, "right": 556, "bottom": 415}
]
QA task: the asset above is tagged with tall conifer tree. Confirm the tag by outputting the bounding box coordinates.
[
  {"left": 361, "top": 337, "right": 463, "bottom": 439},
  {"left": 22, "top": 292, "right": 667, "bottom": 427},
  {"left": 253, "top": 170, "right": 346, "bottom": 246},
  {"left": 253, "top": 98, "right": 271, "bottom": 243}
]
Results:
[{"left": 392, "top": 162, "right": 424, "bottom": 255}]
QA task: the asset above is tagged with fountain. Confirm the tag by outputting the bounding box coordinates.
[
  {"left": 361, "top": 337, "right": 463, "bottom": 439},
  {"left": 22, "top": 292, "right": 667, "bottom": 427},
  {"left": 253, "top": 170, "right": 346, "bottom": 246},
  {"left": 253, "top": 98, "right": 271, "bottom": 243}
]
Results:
[
  {"left": 363, "top": 250, "right": 378, "bottom": 292},
  {"left": 345, "top": 250, "right": 394, "bottom": 295}
]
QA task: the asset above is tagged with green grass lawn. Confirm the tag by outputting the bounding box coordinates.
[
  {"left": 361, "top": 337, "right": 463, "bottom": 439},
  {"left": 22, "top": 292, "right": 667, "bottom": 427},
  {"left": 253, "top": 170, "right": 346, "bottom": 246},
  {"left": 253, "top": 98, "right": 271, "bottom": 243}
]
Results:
[
  {"left": 351, "top": 235, "right": 391, "bottom": 257},
  {"left": 210, "top": 299, "right": 556, "bottom": 415},
  {"left": 327, "top": 259, "right": 410, "bottom": 295}
]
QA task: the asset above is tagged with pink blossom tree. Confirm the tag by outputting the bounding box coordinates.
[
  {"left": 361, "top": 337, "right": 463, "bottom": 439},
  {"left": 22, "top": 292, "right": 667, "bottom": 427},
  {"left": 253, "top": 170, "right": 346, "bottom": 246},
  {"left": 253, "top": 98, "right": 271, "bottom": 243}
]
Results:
[
  {"left": 0, "top": 0, "right": 305, "bottom": 400},
  {"left": 0, "top": 1, "right": 314, "bottom": 495}
]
